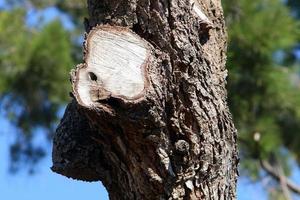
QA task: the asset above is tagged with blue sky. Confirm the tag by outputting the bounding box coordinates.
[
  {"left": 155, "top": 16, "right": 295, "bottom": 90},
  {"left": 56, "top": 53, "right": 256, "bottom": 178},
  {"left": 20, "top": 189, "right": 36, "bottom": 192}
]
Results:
[
  {"left": 0, "top": 113, "right": 109, "bottom": 200},
  {"left": 26, "top": 6, "right": 74, "bottom": 30}
]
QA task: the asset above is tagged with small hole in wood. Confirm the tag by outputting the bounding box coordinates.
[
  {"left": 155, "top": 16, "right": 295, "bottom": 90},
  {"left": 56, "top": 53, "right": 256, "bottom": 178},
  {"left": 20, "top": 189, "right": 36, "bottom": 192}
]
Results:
[{"left": 88, "top": 72, "right": 97, "bottom": 81}]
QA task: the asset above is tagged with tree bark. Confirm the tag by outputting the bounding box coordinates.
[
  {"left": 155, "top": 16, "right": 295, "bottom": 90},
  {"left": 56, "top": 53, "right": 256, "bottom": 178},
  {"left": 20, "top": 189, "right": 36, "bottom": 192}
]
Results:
[{"left": 52, "top": 0, "right": 238, "bottom": 199}]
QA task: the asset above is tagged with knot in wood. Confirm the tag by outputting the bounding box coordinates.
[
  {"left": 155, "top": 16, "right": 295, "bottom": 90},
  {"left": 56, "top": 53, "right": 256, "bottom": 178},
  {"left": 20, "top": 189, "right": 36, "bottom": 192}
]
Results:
[{"left": 175, "top": 140, "right": 190, "bottom": 154}]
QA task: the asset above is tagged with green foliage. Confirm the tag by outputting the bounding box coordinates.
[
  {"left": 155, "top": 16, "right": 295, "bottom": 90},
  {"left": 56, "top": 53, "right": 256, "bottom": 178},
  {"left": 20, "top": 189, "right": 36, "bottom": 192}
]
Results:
[
  {"left": 0, "top": 9, "right": 29, "bottom": 92},
  {"left": 269, "top": 189, "right": 288, "bottom": 200},
  {"left": 0, "top": 9, "right": 73, "bottom": 172},
  {"left": 5, "top": 0, "right": 87, "bottom": 26},
  {"left": 223, "top": 0, "right": 300, "bottom": 187}
]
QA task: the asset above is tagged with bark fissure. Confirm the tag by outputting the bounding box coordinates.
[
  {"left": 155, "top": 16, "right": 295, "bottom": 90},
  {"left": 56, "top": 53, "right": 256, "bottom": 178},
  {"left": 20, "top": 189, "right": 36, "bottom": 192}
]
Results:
[{"left": 52, "top": 0, "right": 238, "bottom": 199}]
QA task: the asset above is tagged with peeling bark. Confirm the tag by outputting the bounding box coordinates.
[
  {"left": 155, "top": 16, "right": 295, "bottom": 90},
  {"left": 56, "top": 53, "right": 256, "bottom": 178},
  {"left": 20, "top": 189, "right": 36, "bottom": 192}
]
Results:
[{"left": 52, "top": 0, "right": 238, "bottom": 199}]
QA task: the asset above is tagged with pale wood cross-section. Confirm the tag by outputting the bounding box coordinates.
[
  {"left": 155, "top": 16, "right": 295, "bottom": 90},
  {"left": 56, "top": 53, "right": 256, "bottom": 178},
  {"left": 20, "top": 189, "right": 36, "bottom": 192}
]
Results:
[{"left": 75, "top": 26, "right": 149, "bottom": 106}]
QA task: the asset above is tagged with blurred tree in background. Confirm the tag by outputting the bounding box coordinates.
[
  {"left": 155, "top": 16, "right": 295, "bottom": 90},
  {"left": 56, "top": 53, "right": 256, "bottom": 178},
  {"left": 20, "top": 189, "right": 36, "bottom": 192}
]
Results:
[
  {"left": 0, "top": 1, "right": 76, "bottom": 172},
  {"left": 1, "top": 0, "right": 300, "bottom": 198},
  {"left": 223, "top": 0, "right": 300, "bottom": 198}
]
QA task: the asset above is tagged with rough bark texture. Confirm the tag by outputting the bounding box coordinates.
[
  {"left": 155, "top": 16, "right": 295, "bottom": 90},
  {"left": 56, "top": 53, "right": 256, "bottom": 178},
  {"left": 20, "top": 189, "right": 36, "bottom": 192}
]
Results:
[{"left": 52, "top": 0, "right": 238, "bottom": 199}]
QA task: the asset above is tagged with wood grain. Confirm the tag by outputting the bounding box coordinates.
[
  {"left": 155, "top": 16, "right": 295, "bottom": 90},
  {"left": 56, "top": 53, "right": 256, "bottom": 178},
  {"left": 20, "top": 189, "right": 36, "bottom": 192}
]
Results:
[{"left": 76, "top": 26, "right": 150, "bottom": 106}]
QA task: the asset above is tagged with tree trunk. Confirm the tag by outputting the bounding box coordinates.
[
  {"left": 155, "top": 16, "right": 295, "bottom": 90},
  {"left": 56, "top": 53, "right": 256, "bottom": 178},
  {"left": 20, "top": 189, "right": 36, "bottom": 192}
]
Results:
[{"left": 52, "top": 0, "right": 238, "bottom": 199}]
